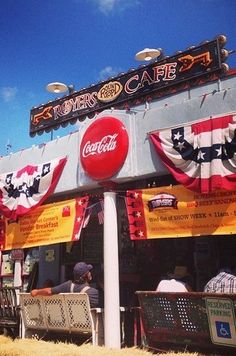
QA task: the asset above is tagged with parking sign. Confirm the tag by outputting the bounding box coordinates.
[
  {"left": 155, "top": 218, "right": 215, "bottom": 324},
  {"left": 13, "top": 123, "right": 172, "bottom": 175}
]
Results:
[{"left": 206, "top": 297, "right": 236, "bottom": 347}]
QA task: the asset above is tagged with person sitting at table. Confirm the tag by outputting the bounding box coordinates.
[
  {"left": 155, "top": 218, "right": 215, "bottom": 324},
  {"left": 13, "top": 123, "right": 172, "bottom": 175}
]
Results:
[
  {"left": 31, "top": 261, "right": 99, "bottom": 307},
  {"left": 204, "top": 264, "right": 236, "bottom": 293},
  {"left": 156, "top": 265, "right": 193, "bottom": 292}
]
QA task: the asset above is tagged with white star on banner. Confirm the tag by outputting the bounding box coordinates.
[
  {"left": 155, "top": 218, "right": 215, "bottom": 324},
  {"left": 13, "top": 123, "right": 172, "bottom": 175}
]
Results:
[
  {"left": 173, "top": 131, "right": 182, "bottom": 140},
  {"left": 198, "top": 150, "right": 206, "bottom": 161},
  {"left": 177, "top": 141, "right": 185, "bottom": 151},
  {"left": 215, "top": 147, "right": 222, "bottom": 157}
]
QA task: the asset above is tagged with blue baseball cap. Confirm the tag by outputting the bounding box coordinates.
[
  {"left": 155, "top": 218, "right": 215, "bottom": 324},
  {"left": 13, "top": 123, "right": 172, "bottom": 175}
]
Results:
[{"left": 73, "top": 262, "right": 93, "bottom": 278}]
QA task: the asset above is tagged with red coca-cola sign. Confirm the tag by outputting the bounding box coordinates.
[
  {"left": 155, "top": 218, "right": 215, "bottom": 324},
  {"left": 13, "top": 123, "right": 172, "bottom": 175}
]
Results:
[{"left": 80, "top": 116, "right": 129, "bottom": 180}]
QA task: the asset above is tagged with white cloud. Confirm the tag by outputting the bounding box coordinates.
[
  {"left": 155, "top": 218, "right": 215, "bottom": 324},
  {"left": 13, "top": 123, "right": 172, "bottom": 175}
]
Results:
[
  {"left": 99, "top": 66, "right": 121, "bottom": 80},
  {"left": 1, "top": 87, "right": 17, "bottom": 102},
  {"left": 89, "top": 0, "right": 140, "bottom": 15}
]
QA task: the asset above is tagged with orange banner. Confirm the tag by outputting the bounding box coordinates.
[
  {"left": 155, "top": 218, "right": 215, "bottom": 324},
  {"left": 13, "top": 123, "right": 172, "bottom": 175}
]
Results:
[
  {"left": 126, "top": 186, "right": 236, "bottom": 239},
  {"left": 2, "top": 197, "right": 89, "bottom": 250}
]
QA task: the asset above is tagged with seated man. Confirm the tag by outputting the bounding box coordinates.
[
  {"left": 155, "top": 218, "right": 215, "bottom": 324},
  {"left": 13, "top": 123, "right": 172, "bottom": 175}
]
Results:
[
  {"left": 156, "top": 265, "right": 193, "bottom": 292},
  {"left": 204, "top": 265, "right": 236, "bottom": 293},
  {"left": 31, "top": 261, "right": 99, "bottom": 307}
]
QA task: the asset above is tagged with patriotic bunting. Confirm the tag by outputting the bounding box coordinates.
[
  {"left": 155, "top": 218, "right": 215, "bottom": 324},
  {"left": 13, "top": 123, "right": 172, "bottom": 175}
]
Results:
[
  {"left": 0, "top": 157, "right": 67, "bottom": 220},
  {"left": 149, "top": 114, "right": 236, "bottom": 193}
]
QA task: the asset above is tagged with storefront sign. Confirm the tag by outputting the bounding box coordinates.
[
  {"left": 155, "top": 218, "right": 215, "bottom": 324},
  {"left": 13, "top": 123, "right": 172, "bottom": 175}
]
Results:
[
  {"left": 126, "top": 185, "right": 236, "bottom": 239},
  {"left": 80, "top": 116, "right": 129, "bottom": 180},
  {"left": 30, "top": 40, "right": 223, "bottom": 136},
  {"left": 206, "top": 298, "right": 236, "bottom": 347},
  {"left": 2, "top": 197, "right": 89, "bottom": 250}
]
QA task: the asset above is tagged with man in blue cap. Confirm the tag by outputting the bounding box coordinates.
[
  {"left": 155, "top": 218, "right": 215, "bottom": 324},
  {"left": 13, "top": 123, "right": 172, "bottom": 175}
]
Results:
[{"left": 31, "top": 262, "right": 99, "bottom": 307}]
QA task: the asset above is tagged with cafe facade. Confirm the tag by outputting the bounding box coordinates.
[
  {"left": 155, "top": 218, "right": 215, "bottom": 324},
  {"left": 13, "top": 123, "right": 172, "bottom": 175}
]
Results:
[{"left": 0, "top": 35, "right": 236, "bottom": 347}]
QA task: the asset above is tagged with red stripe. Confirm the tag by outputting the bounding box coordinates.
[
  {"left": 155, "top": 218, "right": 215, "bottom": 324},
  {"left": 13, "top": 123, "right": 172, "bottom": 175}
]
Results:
[{"left": 191, "top": 115, "right": 233, "bottom": 134}]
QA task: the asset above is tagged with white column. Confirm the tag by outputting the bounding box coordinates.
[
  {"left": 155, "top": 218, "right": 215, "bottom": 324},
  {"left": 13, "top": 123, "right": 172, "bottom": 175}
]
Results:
[
  {"left": 14, "top": 260, "right": 22, "bottom": 287},
  {"left": 103, "top": 191, "right": 121, "bottom": 349}
]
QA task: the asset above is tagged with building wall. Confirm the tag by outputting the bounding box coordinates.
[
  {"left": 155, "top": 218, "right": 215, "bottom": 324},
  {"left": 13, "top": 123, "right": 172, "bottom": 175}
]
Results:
[{"left": 0, "top": 74, "right": 235, "bottom": 195}]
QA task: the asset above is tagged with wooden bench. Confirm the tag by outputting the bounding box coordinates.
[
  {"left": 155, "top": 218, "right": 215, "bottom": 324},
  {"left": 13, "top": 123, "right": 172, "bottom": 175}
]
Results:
[
  {"left": 136, "top": 291, "right": 236, "bottom": 354},
  {"left": 0, "top": 287, "right": 21, "bottom": 339},
  {"left": 19, "top": 292, "right": 104, "bottom": 345}
]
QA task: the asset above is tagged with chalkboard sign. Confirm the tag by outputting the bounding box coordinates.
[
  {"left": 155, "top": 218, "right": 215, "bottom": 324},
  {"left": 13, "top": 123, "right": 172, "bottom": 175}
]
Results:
[{"left": 82, "top": 232, "right": 103, "bottom": 264}]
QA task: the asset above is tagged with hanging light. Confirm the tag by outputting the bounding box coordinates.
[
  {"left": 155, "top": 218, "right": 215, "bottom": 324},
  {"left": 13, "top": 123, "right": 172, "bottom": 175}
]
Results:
[
  {"left": 46, "top": 82, "right": 75, "bottom": 94},
  {"left": 135, "top": 48, "right": 162, "bottom": 61}
]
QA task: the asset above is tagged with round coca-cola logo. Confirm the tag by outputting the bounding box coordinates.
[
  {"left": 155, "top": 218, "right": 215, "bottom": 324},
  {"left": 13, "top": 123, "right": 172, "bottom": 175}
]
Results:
[{"left": 80, "top": 116, "right": 129, "bottom": 180}]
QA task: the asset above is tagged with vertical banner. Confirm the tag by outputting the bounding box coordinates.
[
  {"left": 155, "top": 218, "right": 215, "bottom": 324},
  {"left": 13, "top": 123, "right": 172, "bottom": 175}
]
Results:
[
  {"left": 2, "top": 197, "right": 89, "bottom": 250},
  {"left": 126, "top": 186, "right": 236, "bottom": 240}
]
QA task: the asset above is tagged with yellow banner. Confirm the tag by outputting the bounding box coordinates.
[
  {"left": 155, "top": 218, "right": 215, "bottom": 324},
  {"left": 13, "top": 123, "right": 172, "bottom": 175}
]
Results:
[
  {"left": 4, "top": 198, "right": 87, "bottom": 250},
  {"left": 126, "top": 186, "right": 236, "bottom": 239}
]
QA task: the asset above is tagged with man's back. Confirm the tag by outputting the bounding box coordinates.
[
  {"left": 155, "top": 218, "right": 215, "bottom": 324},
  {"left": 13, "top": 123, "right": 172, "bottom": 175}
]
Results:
[
  {"left": 51, "top": 280, "right": 99, "bottom": 307},
  {"left": 204, "top": 271, "right": 236, "bottom": 293},
  {"left": 156, "top": 279, "right": 189, "bottom": 292}
]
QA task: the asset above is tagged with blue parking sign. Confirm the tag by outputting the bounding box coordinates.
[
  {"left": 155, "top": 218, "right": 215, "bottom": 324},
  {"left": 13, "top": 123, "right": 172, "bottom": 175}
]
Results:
[{"left": 215, "top": 321, "right": 231, "bottom": 339}]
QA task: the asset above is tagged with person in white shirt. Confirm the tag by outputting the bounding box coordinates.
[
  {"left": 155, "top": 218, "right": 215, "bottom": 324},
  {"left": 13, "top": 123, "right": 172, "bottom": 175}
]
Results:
[{"left": 156, "top": 266, "right": 192, "bottom": 292}]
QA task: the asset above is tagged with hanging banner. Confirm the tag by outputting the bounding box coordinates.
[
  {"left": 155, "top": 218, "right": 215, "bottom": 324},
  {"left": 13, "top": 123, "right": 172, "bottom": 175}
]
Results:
[
  {"left": 149, "top": 114, "right": 236, "bottom": 193},
  {"left": 2, "top": 197, "right": 89, "bottom": 250},
  {"left": 126, "top": 185, "right": 236, "bottom": 240},
  {"left": 0, "top": 156, "right": 67, "bottom": 220}
]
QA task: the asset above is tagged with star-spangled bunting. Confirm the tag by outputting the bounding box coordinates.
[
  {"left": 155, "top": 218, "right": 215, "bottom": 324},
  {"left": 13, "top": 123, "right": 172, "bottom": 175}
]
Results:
[
  {"left": 0, "top": 157, "right": 67, "bottom": 220},
  {"left": 149, "top": 114, "right": 236, "bottom": 193}
]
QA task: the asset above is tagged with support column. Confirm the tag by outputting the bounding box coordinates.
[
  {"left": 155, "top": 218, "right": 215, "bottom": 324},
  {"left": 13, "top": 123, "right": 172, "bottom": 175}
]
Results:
[
  {"left": 103, "top": 191, "right": 121, "bottom": 349},
  {"left": 14, "top": 260, "right": 22, "bottom": 287}
]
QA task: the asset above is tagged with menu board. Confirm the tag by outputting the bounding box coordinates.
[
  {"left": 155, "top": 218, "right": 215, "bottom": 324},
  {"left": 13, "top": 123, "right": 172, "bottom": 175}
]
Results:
[{"left": 82, "top": 232, "right": 103, "bottom": 264}]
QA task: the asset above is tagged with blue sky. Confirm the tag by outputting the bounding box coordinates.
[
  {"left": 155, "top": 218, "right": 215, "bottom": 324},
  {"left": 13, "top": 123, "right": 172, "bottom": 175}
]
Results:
[{"left": 0, "top": 0, "right": 235, "bottom": 156}]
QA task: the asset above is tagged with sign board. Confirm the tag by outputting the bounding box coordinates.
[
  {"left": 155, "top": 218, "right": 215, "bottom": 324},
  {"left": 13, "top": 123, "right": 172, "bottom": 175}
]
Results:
[
  {"left": 126, "top": 185, "right": 236, "bottom": 239},
  {"left": 10, "top": 249, "right": 24, "bottom": 261},
  {"left": 80, "top": 116, "right": 129, "bottom": 180},
  {"left": 30, "top": 39, "right": 223, "bottom": 136},
  {"left": 2, "top": 197, "right": 88, "bottom": 250},
  {"left": 206, "top": 297, "right": 236, "bottom": 347}
]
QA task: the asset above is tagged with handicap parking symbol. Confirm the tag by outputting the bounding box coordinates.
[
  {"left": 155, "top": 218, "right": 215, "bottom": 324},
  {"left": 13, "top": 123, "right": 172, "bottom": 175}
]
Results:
[{"left": 215, "top": 321, "right": 231, "bottom": 339}]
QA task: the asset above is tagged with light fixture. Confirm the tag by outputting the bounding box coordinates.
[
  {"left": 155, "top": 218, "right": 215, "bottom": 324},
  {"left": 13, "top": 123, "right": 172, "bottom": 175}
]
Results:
[
  {"left": 46, "top": 82, "right": 75, "bottom": 94},
  {"left": 135, "top": 48, "right": 162, "bottom": 61},
  {"left": 216, "top": 34, "right": 227, "bottom": 46}
]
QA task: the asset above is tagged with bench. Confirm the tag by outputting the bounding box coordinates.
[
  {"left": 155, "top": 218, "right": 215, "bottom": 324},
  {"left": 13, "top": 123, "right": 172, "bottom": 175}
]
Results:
[
  {"left": 19, "top": 292, "right": 104, "bottom": 345},
  {"left": 0, "top": 287, "right": 21, "bottom": 339},
  {"left": 136, "top": 291, "right": 236, "bottom": 354}
]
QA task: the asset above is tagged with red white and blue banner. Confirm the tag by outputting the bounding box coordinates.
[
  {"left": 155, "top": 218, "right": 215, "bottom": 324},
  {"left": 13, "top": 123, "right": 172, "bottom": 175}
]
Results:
[
  {"left": 149, "top": 114, "right": 236, "bottom": 193},
  {"left": 0, "top": 157, "right": 67, "bottom": 220}
]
